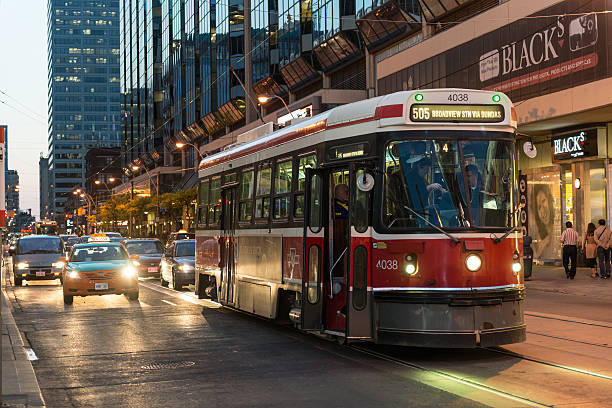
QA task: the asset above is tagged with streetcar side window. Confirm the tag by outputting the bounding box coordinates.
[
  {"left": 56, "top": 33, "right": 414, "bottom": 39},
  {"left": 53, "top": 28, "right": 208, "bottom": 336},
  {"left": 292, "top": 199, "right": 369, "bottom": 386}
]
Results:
[
  {"left": 255, "top": 166, "right": 271, "bottom": 220},
  {"left": 197, "top": 179, "right": 209, "bottom": 227},
  {"left": 239, "top": 170, "right": 254, "bottom": 222},
  {"left": 353, "top": 169, "right": 370, "bottom": 233},
  {"left": 209, "top": 177, "right": 221, "bottom": 225},
  {"left": 273, "top": 159, "right": 292, "bottom": 220},
  {"left": 294, "top": 153, "right": 317, "bottom": 218}
]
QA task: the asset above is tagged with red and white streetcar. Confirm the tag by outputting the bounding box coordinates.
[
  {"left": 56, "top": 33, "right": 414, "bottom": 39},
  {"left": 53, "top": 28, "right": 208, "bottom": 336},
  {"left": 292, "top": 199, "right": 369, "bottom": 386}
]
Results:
[{"left": 194, "top": 89, "right": 525, "bottom": 348}]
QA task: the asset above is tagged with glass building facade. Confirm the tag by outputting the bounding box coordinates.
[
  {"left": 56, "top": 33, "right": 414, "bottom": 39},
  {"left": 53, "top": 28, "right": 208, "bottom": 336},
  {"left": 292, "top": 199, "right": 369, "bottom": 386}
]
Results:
[{"left": 47, "top": 0, "right": 121, "bottom": 217}]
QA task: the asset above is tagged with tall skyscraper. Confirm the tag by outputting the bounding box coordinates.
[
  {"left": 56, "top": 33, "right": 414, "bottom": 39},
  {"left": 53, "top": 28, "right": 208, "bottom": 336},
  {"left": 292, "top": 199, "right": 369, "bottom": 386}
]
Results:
[
  {"left": 5, "top": 169, "right": 19, "bottom": 213},
  {"left": 47, "top": 0, "right": 122, "bottom": 223}
]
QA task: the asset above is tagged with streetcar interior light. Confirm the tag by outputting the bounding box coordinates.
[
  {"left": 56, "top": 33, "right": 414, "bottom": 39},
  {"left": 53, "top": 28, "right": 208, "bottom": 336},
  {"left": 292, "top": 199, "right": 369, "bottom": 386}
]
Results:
[
  {"left": 512, "top": 262, "right": 522, "bottom": 273},
  {"left": 415, "top": 93, "right": 424, "bottom": 102},
  {"left": 492, "top": 94, "right": 501, "bottom": 103},
  {"left": 465, "top": 254, "right": 482, "bottom": 272}
]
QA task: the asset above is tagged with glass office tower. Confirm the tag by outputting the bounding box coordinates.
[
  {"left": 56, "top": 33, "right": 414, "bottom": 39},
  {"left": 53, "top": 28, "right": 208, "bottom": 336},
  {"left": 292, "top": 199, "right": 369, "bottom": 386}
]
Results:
[{"left": 47, "top": 0, "right": 121, "bottom": 219}]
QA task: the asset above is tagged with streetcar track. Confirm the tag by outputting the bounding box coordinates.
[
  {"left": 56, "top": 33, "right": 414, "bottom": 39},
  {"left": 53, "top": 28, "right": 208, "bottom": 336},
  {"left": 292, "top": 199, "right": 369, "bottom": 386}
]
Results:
[
  {"left": 350, "top": 345, "right": 553, "bottom": 408},
  {"left": 525, "top": 312, "right": 612, "bottom": 329},
  {"left": 525, "top": 331, "right": 612, "bottom": 348}
]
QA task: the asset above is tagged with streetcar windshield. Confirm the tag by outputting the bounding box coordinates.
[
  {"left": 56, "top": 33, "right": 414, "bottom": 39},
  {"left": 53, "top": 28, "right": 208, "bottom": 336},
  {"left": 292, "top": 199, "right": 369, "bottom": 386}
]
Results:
[{"left": 384, "top": 138, "right": 516, "bottom": 230}]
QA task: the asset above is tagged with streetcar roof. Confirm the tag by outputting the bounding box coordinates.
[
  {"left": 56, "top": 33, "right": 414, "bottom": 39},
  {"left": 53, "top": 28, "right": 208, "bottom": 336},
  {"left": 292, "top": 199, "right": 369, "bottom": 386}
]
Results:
[{"left": 198, "top": 89, "right": 516, "bottom": 175}]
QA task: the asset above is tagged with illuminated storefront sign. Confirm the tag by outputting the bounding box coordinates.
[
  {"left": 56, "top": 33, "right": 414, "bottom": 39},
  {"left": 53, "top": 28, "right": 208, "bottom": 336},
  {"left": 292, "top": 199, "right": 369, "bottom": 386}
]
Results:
[
  {"left": 551, "top": 128, "right": 598, "bottom": 161},
  {"left": 277, "top": 105, "right": 313, "bottom": 126}
]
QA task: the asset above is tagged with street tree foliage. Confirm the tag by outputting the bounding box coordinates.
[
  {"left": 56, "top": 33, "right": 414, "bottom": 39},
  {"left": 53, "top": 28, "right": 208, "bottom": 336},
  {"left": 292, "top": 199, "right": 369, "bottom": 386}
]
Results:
[{"left": 97, "top": 189, "right": 197, "bottom": 232}]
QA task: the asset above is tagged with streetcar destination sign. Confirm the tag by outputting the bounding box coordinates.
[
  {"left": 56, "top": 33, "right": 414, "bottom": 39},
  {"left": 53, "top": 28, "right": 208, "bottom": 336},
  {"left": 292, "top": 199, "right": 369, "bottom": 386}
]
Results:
[{"left": 410, "top": 104, "right": 505, "bottom": 123}]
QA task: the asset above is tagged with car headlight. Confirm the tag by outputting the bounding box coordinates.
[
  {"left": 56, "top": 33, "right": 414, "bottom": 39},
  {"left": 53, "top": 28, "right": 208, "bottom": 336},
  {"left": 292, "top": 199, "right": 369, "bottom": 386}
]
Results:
[
  {"left": 122, "top": 266, "right": 137, "bottom": 278},
  {"left": 465, "top": 254, "right": 482, "bottom": 272},
  {"left": 178, "top": 264, "right": 194, "bottom": 272},
  {"left": 68, "top": 271, "right": 79, "bottom": 279},
  {"left": 132, "top": 260, "right": 140, "bottom": 266},
  {"left": 52, "top": 261, "right": 65, "bottom": 269},
  {"left": 16, "top": 262, "right": 29, "bottom": 269}
]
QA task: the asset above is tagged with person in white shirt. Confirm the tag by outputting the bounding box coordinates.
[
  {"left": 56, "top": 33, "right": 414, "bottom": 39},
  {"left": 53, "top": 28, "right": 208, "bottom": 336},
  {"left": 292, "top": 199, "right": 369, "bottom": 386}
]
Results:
[{"left": 560, "top": 221, "right": 579, "bottom": 279}]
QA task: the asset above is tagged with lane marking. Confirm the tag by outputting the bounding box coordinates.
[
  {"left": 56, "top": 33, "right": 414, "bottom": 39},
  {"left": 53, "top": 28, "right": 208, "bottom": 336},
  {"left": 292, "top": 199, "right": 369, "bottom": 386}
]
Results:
[
  {"left": 139, "top": 281, "right": 221, "bottom": 308},
  {"left": 25, "top": 348, "right": 38, "bottom": 361},
  {"left": 525, "top": 311, "right": 612, "bottom": 329},
  {"left": 161, "top": 299, "right": 177, "bottom": 306}
]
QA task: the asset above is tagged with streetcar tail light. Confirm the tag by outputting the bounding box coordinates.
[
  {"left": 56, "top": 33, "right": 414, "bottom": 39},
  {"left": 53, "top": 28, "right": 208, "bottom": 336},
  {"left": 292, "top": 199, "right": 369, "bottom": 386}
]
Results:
[
  {"left": 405, "top": 254, "right": 418, "bottom": 275},
  {"left": 512, "top": 262, "right": 522, "bottom": 273}
]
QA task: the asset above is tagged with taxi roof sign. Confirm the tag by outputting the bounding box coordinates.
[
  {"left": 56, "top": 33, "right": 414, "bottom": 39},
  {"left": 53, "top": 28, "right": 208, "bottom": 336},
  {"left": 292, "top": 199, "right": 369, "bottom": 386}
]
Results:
[{"left": 89, "top": 234, "right": 110, "bottom": 242}]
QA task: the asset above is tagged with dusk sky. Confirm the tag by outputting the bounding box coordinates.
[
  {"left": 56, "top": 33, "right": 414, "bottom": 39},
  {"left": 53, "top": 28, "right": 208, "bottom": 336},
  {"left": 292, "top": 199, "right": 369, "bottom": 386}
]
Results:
[{"left": 0, "top": 1, "right": 48, "bottom": 218}]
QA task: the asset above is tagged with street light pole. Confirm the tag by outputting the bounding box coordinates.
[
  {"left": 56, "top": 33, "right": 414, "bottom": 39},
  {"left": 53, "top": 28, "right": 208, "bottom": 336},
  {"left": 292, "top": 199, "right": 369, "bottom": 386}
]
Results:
[{"left": 257, "top": 94, "right": 294, "bottom": 118}]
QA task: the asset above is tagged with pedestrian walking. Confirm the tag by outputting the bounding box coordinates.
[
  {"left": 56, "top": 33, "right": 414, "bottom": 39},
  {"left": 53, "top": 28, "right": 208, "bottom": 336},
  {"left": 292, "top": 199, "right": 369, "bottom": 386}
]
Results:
[
  {"left": 594, "top": 219, "right": 612, "bottom": 279},
  {"left": 560, "top": 221, "right": 579, "bottom": 279},
  {"left": 583, "top": 222, "right": 598, "bottom": 278}
]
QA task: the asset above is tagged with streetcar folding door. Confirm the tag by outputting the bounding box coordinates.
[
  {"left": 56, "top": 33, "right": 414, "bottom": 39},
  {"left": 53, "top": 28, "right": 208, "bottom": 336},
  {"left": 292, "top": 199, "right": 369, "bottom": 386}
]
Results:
[
  {"left": 219, "top": 186, "right": 238, "bottom": 306},
  {"left": 346, "top": 164, "right": 374, "bottom": 340},
  {"left": 302, "top": 169, "right": 327, "bottom": 330}
]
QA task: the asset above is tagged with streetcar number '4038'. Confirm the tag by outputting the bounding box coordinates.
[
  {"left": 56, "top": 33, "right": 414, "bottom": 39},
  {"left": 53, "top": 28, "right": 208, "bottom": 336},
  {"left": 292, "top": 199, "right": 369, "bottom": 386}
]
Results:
[
  {"left": 376, "top": 259, "right": 398, "bottom": 270},
  {"left": 448, "top": 93, "right": 468, "bottom": 102}
]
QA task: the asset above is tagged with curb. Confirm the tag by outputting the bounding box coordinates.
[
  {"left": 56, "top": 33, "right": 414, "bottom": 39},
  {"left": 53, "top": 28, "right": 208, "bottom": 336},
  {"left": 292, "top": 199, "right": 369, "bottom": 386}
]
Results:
[{"left": 2, "top": 288, "right": 46, "bottom": 407}]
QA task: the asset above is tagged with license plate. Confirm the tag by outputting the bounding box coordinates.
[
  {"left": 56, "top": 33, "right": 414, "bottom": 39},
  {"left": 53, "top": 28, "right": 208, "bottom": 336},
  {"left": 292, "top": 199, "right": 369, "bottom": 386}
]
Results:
[
  {"left": 36, "top": 272, "right": 46, "bottom": 277},
  {"left": 95, "top": 283, "right": 108, "bottom": 290},
  {"left": 147, "top": 267, "right": 158, "bottom": 273}
]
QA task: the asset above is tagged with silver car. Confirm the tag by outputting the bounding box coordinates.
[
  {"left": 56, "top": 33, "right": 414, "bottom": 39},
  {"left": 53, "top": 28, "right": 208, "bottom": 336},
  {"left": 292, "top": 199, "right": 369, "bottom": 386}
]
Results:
[{"left": 11, "top": 235, "right": 65, "bottom": 286}]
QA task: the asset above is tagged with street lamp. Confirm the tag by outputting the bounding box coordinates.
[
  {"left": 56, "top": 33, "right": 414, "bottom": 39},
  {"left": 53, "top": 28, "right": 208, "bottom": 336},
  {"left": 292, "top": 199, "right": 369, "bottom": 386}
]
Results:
[
  {"left": 257, "top": 94, "right": 294, "bottom": 118},
  {"left": 175, "top": 141, "right": 205, "bottom": 160}
]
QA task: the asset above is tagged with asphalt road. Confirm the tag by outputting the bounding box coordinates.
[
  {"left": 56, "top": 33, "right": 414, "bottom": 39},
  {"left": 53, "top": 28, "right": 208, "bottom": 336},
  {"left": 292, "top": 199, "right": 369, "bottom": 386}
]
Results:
[{"left": 5, "top": 278, "right": 489, "bottom": 408}]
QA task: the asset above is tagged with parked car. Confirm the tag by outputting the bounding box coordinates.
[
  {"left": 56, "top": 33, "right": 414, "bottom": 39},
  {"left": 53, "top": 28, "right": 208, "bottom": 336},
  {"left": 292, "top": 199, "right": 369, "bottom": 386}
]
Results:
[
  {"left": 123, "top": 239, "right": 163, "bottom": 278},
  {"left": 61, "top": 242, "right": 139, "bottom": 304},
  {"left": 10, "top": 235, "right": 65, "bottom": 286},
  {"left": 160, "top": 239, "right": 195, "bottom": 290}
]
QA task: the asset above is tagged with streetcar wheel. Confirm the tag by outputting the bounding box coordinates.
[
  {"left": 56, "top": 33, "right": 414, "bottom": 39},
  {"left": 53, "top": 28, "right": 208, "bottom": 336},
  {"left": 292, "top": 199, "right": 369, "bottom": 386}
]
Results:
[
  {"left": 126, "top": 291, "right": 139, "bottom": 301},
  {"left": 63, "top": 295, "right": 73, "bottom": 305}
]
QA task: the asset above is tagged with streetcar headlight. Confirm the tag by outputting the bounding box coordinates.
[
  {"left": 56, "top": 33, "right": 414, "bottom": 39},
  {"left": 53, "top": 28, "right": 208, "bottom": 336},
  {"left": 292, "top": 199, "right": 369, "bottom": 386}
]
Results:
[
  {"left": 465, "top": 254, "right": 482, "bottom": 272},
  {"left": 122, "top": 266, "right": 137, "bottom": 278},
  {"left": 179, "top": 264, "right": 194, "bottom": 272},
  {"left": 512, "top": 262, "right": 522, "bottom": 273},
  {"left": 16, "top": 262, "right": 29, "bottom": 269},
  {"left": 404, "top": 254, "right": 418, "bottom": 276},
  {"left": 68, "top": 271, "right": 79, "bottom": 279}
]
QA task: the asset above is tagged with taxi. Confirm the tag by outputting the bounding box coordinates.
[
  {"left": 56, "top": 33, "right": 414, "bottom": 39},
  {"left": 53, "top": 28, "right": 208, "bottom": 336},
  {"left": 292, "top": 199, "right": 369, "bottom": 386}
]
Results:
[{"left": 61, "top": 240, "right": 139, "bottom": 304}]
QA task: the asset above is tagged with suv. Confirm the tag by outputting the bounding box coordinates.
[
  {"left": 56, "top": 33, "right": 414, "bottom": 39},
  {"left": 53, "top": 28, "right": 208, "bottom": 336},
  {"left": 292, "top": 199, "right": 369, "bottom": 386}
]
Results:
[
  {"left": 11, "top": 235, "right": 65, "bottom": 286},
  {"left": 166, "top": 231, "right": 195, "bottom": 247}
]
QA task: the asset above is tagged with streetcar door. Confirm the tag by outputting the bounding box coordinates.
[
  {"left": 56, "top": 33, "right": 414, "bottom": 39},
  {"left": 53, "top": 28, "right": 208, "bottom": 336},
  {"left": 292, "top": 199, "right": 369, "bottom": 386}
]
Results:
[
  {"left": 347, "top": 165, "right": 374, "bottom": 340},
  {"left": 219, "top": 186, "right": 238, "bottom": 306},
  {"left": 302, "top": 169, "right": 327, "bottom": 330}
]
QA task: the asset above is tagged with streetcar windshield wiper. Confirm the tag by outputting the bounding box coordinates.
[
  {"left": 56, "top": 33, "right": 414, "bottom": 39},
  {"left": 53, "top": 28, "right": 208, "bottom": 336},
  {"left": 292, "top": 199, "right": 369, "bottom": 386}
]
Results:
[
  {"left": 403, "top": 205, "right": 460, "bottom": 244},
  {"left": 492, "top": 226, "right": 517, "bottom": 244}
]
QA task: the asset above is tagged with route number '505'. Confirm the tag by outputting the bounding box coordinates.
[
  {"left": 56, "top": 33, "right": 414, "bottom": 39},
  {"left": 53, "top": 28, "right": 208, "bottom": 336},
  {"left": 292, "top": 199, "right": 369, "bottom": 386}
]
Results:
[
  {"left": 411, "top": 107, "right": 430, "bottom": 120},
  {"left": 376, "top": 259, "right": 398, "bottom": 270}
]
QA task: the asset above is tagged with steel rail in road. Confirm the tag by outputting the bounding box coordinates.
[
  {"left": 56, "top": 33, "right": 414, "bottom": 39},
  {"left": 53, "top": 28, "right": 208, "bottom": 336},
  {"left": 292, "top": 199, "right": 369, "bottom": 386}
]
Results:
[{"left": 349, "top": 345, "right": 553, "bottom": 408}]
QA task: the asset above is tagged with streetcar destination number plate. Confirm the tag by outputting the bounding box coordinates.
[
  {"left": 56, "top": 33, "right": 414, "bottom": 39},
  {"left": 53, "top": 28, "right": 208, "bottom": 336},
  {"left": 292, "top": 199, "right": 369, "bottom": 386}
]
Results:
[
  {"left": 410, "top": 104, "right": 505, "bottom": 123},
  {"left": 95, "top": 283, "right": 108, "bottom": 290}
]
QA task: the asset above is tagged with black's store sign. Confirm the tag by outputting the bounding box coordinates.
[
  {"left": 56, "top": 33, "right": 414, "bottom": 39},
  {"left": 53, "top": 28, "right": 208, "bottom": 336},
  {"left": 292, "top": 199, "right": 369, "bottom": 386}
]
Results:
[{"left": 551, "top": 128, "right": 598, "bottom": 161}]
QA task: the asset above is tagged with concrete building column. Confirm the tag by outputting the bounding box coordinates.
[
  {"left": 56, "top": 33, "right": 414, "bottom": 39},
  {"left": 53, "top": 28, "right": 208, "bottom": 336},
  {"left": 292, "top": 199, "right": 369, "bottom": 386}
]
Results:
[{"left": 243, "top": 0, "right": 257, "bottom": 124}]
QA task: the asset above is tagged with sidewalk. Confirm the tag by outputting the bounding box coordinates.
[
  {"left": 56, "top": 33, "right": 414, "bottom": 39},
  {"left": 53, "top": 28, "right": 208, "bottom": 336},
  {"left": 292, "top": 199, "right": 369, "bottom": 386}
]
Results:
[
  {"left": 527, "top": 264, "right": 612, "bottom": 299},
  {"left": 2, "top": 261, "right": 45, "bottom": 407}
]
